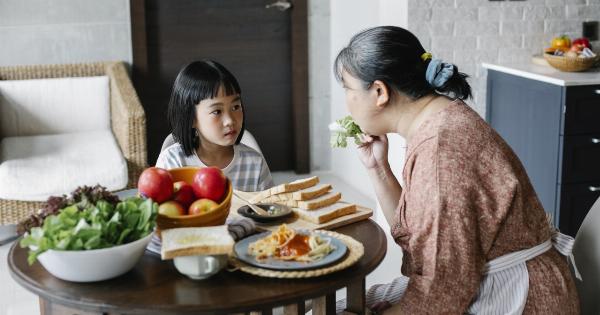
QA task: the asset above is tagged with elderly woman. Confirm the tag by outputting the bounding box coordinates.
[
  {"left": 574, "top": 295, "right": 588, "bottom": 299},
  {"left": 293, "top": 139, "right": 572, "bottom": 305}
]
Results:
[{"left": 334, "top": 26, "right": 580, "bottom": 314}]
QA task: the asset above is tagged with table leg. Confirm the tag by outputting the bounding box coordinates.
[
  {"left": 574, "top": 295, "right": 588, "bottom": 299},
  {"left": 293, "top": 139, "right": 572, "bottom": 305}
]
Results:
[
  {"left": 312, "top": 293, "right": 335, "bottom": 315},
  {"left": 283, "top": 301, "right": 305, "bottom": 315},
  {"left": 345, "top": 278, "right": 366, "bottom": 315}
]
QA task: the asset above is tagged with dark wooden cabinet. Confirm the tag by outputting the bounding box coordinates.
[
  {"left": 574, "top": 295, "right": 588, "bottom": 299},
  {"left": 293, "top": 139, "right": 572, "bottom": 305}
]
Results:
[{"left": 487, "top": 70, "right": 600, "bottom": 236}]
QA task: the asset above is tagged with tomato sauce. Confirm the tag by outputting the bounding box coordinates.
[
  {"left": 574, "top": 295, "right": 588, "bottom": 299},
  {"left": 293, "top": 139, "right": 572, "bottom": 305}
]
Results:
[{"left": 278, "top": 234, "right": 310, "bottom": 257}]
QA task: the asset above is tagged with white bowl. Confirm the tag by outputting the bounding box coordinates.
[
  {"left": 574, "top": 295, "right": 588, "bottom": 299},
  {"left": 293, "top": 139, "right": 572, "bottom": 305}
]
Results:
[
  {"left": 36, "top": 233, "right": 152, "bottom": 282},
  {"left": 173, "top": 254, "right": 228, "bottom": 280}
]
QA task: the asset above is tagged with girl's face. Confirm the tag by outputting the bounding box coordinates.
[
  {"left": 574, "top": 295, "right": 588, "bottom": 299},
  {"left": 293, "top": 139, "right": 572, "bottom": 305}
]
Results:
[
  {"left": 194, "top": 87, "right": 243, "bottom": 147},
  {"left": 341, "top": 71, "right": 384, "bottom": 135}
]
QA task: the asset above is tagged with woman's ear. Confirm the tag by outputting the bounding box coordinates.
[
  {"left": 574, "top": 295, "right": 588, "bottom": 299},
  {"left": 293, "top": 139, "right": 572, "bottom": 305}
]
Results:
[{"left": 371, "top": 80, "right": 389, "bottom": 108}]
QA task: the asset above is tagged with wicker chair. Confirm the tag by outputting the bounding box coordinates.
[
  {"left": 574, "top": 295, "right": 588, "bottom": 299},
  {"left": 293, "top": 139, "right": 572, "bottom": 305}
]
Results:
[{"left": 0, "top": 61, "right": 147, "bottom": 226}]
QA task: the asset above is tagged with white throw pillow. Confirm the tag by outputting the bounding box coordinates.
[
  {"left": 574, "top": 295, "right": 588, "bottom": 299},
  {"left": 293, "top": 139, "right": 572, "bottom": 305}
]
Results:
[
  {"left": 0, "top": 130, "right": 128, "bottom": 201},
  {"left": 0, "top": 76, "right": 110, "bottom": 137}
]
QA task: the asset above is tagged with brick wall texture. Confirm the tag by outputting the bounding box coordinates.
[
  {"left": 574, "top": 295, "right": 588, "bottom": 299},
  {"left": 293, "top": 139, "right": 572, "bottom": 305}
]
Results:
[{"left": 407, "top": 0, "right": 600, "bottom": 115}]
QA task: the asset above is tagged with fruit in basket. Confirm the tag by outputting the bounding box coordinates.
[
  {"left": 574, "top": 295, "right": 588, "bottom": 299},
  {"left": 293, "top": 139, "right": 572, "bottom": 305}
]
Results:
[
  {"left": 565, "top": 50, "right": 578, "bottom": 58},
  {"left": 551, "top": 35, "right": 571, "bottom": 52},
  {"left": 158, "top": 200, "right": 186, "bottom": 217},
  {"left": 573, "top": 37, "right": 592, "bottom": 49},
  {"left": 570, "top": 44, "right": 586, "bottom": 53},
  {"left": 192, "top": 167, "right": 227, "bottom": 202},
  {"left": 138, "top": 167, "right": 174, "bottom": 203},
  {"left": 189, "top": 198, "right": 219, "bottom": 215},
  {"left": 173, "top": 181, "right": 195, "bottom": 208}
]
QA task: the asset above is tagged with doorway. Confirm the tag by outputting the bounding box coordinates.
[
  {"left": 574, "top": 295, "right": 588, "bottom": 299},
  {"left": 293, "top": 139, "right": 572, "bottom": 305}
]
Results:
[{"left": 130, "top": 0, "right": 308, "bottom": 172}]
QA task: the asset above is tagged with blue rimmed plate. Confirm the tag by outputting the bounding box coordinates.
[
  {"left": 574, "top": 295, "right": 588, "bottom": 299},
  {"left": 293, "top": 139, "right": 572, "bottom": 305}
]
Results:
[{"left": 234, "top": 231, "right": 347, "bottom": 270}]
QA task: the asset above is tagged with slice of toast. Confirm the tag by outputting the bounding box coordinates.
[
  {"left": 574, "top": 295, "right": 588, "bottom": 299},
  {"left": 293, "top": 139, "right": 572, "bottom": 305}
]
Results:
[
  {"left": 250, "top": 176, "right": 320, "bottom": 203},
  {"left": 260, "top": 191, "right": 341, "bottom": 209},
  {"left": 296, "top": 192, "right": 341, "bottom": 210},
  {"left": 257, "top": 184, "right": 332, "bottom": 203},
  {"left": 292, "top": 184, "right": 332, "bottom": 200},
  {"left": 161, "top": 225, "right": 234, "bottom": 260},
  {"left": 293, "top": 202, "right": 357, "bottom": 224}
]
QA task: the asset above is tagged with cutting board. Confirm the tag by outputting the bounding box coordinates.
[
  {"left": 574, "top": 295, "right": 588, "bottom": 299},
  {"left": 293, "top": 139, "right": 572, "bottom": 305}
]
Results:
[{"left": 229, "top": 190, "right": 373, "bottom": 232}]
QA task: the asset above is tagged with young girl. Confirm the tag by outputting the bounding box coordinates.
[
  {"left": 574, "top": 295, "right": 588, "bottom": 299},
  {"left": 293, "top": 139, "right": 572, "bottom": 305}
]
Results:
[{"left": 156, "top": 60, "right": 273, "bottom": 192}]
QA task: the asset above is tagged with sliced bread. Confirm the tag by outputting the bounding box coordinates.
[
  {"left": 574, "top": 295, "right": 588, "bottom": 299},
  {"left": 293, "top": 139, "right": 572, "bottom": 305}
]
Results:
[
  {"left": 259, "top": 191, "right": 341, "bottom": 209},
  {"left": 293, "top": 202, "right": 357, "bottom": 224},
  {"left": 296, "top": 192, "right": 341, "bottom": 210},
  {"left": 161, "top": 225, "right": 234, "bottom": 260},
  {"left": 250, "top": 176, "right": 320, "bottom": 203},
  {"left": 292, "top": 184, "right": 332, "bottom": 200},
  {"left": 256, "top": 184, "right": 332, "bottom": 203}
]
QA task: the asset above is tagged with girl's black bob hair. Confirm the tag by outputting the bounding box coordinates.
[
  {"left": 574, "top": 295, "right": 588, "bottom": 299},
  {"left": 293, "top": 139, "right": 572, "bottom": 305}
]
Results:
[{"left": 167, "top": 60, "right": 245, "bottom": 156}]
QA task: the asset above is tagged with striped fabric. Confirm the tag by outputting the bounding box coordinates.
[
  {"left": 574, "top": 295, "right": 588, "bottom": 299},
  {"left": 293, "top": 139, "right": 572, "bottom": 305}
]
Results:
[
  {"left": 343, "top": 232, "right": 579, "bottom": 315},
  {"left": 156, "top": 143, "right": 274, "bottom": 192},
  {"left": 335, "top": 277, "right": 409, "bottom": 314}
]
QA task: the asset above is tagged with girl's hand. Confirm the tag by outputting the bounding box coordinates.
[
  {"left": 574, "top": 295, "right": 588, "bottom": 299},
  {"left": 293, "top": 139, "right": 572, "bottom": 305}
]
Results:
[{"left": 356, "top": 134, "right": 389, "bottom": 170}]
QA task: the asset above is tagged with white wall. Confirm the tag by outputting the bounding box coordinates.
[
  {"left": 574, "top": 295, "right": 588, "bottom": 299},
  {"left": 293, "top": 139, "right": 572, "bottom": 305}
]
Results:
[
  {"left": 308, "top": 0, "right": 332, "bottom": 171},
  {"left": 329, "top": 0, "right": 409, "bottom": 287},
  {"left": 329, "top": 0, "right": 408, "bottom": 203},
  {"left": 0, "top": 0, "right": 132, "bottom": 66},
  {"left": 406, "top": 0, "right": 600, "bottom": 116}
]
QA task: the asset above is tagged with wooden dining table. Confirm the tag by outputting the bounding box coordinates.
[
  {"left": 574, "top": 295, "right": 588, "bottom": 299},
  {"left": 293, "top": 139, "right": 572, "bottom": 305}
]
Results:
[{"left": 8, "top": 219, "right": 387, "bottom": 315}]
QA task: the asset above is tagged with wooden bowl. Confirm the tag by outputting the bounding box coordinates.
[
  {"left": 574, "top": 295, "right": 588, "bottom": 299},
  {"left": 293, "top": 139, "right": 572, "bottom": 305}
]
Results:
[
  {"left": 544, "top": 53, "right": 599, "bottom": 72},
  {"left": 155, "top": 167, "right": 232, "bottom": 237}
]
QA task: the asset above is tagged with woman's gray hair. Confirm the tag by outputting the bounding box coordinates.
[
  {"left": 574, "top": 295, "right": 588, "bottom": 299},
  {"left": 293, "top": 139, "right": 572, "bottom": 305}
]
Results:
[{"left": 334, "top": 26, "right": 471, "bottom": 100}]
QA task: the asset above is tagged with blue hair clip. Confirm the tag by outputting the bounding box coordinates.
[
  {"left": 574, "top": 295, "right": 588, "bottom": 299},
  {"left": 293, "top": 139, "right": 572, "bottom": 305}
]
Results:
[{"left": 425, "top": 59, "right": 454, "bottom": 88}]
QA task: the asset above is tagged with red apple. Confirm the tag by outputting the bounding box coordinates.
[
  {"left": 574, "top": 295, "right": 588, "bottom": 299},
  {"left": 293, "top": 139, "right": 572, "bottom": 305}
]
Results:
[
  {"left": 188, "top": 198, "right": 219, "bottom": 215},
  {"left": 158, "top": 200, "right": 186, "bottom": 217},
  {"left": 172, "top": 181, "right": 195, "bottom": 208},
  {"left": 192, "top": 167, "right": 227, "bottom": 202},
  {"left": 138, "top": 167, "right": 173, "bottom": 203}
]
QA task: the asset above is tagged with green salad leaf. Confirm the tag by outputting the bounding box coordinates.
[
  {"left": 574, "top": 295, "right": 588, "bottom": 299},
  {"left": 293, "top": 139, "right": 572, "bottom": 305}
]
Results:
[
  {"left": 329, "top": 116, "right": 364, "bottom": 148},
  {"left": 20, "top": 196, "right": 158, "bottom": 265}
]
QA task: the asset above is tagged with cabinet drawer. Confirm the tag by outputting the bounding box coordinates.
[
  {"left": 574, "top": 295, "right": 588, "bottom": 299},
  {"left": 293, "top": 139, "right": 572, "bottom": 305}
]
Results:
[
  {"left": 563, "top": 85, "right": 600, "bottom": 135},
  {"left": 561, "top": 134, "right": 600, "bottom": 183},
  {"left": 559, "top": 182, "right": 600, "bottom": 237}
]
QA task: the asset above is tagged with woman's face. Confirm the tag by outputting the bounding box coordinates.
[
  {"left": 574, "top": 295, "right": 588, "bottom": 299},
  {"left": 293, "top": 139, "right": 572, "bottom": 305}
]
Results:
[
  {"left": 341, "top": 71, "right": 382, "bottom": 135},
  {"left": 194, "top": 86, "right": 243, "bottom": 147}
]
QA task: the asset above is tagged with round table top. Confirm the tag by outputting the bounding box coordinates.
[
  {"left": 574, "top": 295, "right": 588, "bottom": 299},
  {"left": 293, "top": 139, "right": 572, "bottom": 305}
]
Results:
[{"left": 8, "top": 219, "right": 387, "bottom": 314}]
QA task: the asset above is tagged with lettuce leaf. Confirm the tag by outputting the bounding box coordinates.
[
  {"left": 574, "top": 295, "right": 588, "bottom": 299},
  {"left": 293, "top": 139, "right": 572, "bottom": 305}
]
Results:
[
  {"left": 20, "top": 196, "right": 158, "bottom": 265},
  {"left": 329, "top": 116, "right": 364, "bottom": 148}
]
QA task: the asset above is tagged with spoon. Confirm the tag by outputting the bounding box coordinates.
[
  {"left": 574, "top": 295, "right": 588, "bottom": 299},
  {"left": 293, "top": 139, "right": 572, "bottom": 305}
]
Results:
[{"left": 233, "top": 191, "right": 270, "bottom": 216}]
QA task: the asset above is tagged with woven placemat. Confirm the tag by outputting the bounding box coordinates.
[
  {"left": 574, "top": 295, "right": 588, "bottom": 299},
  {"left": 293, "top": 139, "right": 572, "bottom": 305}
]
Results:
[{"left": 229, "top": 231, "right": 364, "bottom": 278}]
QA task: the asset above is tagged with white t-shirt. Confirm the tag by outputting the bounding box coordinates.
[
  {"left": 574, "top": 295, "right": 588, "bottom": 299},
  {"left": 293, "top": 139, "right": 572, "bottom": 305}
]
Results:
[{"left": 155, "top": 143, "right": 274, "bottom": 192}]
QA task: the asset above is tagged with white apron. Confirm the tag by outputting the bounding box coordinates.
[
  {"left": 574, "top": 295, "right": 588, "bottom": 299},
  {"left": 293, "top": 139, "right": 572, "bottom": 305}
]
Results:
[
  {"left": 354, "top": 232, "right": 581, "bottom": 315},
  {"left": 466, "top": 231, "right": 581, "bottom": 315}
]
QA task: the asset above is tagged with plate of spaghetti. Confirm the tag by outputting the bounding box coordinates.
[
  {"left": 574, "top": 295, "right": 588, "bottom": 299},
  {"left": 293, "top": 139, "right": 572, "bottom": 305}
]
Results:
[{"left": 234, "top": 224, "right": 347, "bottom": 270}]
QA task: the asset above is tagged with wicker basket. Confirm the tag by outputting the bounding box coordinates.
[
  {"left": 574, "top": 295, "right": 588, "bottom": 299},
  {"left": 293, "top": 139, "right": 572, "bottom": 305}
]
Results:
[{"left": 544, "top": 53, "right": 599, "bottom": 72}]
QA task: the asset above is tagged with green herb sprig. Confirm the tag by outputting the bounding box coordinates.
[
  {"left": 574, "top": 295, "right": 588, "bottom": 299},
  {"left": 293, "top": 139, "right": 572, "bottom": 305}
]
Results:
[{"left": 329, "top": 116, "right": 364, "bottom": 148}]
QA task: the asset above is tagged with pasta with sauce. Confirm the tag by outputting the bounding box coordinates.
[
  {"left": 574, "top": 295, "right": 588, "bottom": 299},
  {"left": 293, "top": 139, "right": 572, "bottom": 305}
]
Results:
[{"left": 248, "top": 224, "right": 334, "bottom": 262}]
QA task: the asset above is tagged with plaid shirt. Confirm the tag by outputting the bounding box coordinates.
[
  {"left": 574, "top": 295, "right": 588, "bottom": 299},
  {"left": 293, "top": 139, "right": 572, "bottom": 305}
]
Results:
[{"left": 156, "top": 143, "right": 273, "bottom": 192}]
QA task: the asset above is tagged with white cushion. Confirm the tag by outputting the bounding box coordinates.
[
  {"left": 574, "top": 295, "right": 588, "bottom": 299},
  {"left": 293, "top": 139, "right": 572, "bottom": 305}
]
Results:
[
  {"left": 0, "top": 76, "right": 110, "bottom": 137},
  {"left": 0, "top": 130, "right": 127, "bottom": 201}
]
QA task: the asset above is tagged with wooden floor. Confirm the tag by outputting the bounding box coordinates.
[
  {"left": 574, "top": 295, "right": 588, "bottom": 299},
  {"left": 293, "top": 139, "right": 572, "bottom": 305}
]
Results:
[{"left": 0, "top": 171, "right": 404, "bottom": 315}]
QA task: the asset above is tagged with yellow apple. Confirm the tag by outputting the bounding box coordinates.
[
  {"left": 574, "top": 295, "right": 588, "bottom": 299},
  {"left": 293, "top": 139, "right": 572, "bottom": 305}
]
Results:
[{"left": 188, "top": 198, "right": 219, "bottom": 215}]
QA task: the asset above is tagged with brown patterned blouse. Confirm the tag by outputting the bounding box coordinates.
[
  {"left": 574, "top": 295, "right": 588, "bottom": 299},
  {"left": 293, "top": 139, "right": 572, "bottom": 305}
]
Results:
[{"left": 390, "top": 100, "right": 579, "bottom": 314}]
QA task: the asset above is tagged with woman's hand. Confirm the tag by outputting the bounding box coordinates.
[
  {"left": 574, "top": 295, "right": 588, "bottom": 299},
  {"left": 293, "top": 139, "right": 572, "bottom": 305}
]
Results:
[{"left": 356, "top": 134, "right": 389, "bottom": 170}]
